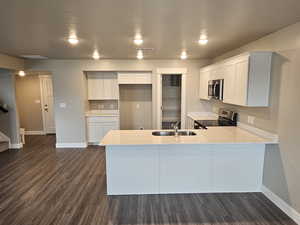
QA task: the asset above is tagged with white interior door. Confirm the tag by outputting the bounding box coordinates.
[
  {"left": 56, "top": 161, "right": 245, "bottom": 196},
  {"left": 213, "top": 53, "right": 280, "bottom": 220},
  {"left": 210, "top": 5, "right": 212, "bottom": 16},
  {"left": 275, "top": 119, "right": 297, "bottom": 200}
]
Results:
[{"left": 40, "top": 75, "right": 55, "bottom": 134}]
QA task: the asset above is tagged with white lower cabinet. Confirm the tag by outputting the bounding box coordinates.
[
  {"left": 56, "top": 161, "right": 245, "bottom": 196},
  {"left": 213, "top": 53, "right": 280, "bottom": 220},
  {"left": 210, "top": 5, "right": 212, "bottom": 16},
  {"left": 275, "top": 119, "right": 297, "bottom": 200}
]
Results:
[{"left": 87, "top": 116, "right": 119, "bottom": 144}]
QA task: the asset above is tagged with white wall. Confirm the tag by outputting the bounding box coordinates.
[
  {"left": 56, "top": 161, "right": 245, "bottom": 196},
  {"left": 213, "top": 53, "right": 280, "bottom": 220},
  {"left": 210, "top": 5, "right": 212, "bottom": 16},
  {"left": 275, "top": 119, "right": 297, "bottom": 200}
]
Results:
[
  {"left": 0, "top": 69, "right": 21, "bottom": 145},
  {"left": 26, "top": 59, "right": 211, "bottom": 145}
]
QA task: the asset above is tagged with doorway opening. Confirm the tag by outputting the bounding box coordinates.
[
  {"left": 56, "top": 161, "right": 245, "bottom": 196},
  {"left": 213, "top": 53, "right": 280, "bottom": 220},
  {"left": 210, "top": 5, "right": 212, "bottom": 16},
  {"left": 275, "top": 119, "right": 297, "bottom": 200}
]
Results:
[
  {"left": 15, "top": 73, "right": 56, "bottom": 145},
  {"left": 161, "top": 75, "right": 182, "bottom": 129},
  {"left": 157, "top": 68, "right": 187, "bottom": 130}
]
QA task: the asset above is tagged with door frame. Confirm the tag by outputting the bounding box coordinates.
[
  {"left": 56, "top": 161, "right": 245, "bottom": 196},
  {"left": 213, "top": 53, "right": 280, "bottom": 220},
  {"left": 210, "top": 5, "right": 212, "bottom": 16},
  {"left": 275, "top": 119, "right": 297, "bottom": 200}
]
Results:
[
  {"left": 156, "top": 68, "right": 187, "bottom": 129},
  {"left": 39, "top": 75, "right": 55, "bottom": 134}
]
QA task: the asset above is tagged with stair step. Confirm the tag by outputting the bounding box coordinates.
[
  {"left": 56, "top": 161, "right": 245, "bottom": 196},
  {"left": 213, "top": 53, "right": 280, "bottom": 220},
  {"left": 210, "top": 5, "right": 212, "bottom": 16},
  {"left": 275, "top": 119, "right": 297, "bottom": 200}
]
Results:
[{"left": 0, "top": 141, "right": 9, "bottom": 152}]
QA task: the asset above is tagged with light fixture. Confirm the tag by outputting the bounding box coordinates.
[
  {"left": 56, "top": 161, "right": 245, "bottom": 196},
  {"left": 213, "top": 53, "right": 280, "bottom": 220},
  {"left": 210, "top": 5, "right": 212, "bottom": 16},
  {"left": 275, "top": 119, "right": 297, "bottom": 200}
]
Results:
[
  {"left": 180, "top": 51, "right": 187, "bottom": 60},
  {"left": 134, "top": 34, "right": 143, "bottom": 45},
  {"left": 18, "top": 70, "right": 26, "bottom": 77},
  {"left": 68, "top": 35, "right": 79, "bottom": 45},
  {"left": 137, "top": 50, "right": 143, "bottom": 59},
  {"left": 92, "top": 50, "right": 100, "bottom": 60},
  {"left": 198, "top": 35, "right": 208, "bottom": 45},
  {"left": 20, "top": 55, "right": 48, "bottom": 59}
]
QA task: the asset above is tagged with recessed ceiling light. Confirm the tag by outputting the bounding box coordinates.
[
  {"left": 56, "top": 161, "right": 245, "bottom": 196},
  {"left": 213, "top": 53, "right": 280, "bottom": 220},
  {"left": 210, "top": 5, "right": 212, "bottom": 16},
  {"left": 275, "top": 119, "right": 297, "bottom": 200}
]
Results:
[
  {"left": 198, "top": 38, "right": 208, "bottom": 45},
  {"left": 68, "top": 35, "right": 79, "bottom": 45},
  {"left": 137, "top": 50, "right": 143, "bottom": 59},
  {"left": 134, "top": 35, "right": 143, "bottom": 45},
  {"left": 18, "top": 70, "right": 26, "bottom": 77},
  {"left": 92, "top": 50, "right": 100, "bottom": 60},
  {"left": 180, "top": 51, "right": 187, "bottom": 60}
]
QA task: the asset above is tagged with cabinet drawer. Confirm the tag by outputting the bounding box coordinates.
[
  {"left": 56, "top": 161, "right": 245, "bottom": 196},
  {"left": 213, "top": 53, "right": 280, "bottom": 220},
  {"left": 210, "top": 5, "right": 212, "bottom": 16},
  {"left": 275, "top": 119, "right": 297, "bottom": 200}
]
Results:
[
  {"left": 87, "top": 116, "right": 119, "bottom": 123},
  {"left": 118, "top": 73, "right": 152, "bottom": 84}
]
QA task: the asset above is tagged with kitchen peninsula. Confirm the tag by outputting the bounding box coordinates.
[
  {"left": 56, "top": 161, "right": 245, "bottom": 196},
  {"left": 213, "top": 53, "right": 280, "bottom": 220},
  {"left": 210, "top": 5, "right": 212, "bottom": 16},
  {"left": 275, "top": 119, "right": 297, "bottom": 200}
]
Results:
[{"left": 101, "top": 127, "right": 277, "bottom": 195}]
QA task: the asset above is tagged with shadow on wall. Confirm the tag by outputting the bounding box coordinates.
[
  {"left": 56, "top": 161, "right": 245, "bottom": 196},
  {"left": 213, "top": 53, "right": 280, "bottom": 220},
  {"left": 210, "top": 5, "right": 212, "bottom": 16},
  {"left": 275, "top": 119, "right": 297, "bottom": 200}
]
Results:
[{"left": 263, "top": 144, "right": 291, "bottom": 205}]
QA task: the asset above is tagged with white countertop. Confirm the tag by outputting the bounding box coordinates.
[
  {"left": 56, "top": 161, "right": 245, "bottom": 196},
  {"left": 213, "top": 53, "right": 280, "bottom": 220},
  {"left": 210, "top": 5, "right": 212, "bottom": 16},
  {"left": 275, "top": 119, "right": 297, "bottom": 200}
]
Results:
[
  {"left": 85, "top": 110, "right": 119, "bottom": 117},
  {"left": 187, "top": 112, "right": 218, "bottom": 121},
  {"left": 100, "top": 127, "right": 277, "bottom": 146}
]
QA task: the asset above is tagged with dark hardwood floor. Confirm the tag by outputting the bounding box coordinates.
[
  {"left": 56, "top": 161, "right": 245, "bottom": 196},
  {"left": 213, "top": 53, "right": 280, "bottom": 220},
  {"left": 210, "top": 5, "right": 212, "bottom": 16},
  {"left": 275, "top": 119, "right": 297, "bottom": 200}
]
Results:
[{"left": 0, "top": 135, "right": 296, "bottom": 225}]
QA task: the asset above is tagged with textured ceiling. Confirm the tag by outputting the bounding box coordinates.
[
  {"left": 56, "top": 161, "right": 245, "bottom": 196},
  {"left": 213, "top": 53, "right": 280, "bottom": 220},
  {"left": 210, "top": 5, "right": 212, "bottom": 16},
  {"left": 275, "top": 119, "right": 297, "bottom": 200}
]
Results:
[{"left": 0, "top": 0, "right": 300, "bottom": 59}]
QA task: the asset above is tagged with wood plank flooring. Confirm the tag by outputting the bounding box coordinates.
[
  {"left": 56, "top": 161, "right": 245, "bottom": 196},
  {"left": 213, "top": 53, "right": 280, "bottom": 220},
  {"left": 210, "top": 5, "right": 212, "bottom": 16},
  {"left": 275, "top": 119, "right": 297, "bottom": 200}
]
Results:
[{"left": 0, "top": 135, "right": 296, "bottom": 225}]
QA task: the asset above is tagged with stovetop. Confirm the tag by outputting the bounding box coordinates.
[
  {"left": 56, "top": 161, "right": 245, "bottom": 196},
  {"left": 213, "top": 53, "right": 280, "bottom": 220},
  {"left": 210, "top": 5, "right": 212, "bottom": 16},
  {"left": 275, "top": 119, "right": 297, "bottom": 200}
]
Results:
[{"left": 195, "top": 118, "right": 237, "bottom": 127}]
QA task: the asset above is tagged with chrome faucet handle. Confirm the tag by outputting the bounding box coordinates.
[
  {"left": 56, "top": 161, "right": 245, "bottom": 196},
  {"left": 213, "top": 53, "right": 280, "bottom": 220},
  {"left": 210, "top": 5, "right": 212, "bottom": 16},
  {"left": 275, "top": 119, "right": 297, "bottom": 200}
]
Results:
[{"left": 173, "top": 121, "right": 180, "bottom": 136}]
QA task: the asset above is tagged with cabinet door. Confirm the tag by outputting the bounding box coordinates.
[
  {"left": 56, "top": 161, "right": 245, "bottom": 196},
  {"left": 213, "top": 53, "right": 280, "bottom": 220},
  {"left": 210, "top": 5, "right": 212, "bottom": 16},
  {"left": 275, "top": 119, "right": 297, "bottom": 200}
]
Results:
[
  {"left": 101, "top": 75, "right": 118, "bottom": 99},
  {"left": 88, "top": 75, "right": 102, "bottom": 100},
  {"left": 223, "top": 63, "right": 236, "bottom": 104},
  {"left": 101, "top": 122, "right": 119, "bottom": 140},
  {"left": 199, "top": 71, "right": 209, "bottom": 100},
  {"left": 87, "top": 123, "right": 102, "bottom": 143},
  {"left": 235, "top": 59, "right": 249, "bottom": 106},
  {"left": 110, "top": 78, "right": 119, "bottom": 99}
]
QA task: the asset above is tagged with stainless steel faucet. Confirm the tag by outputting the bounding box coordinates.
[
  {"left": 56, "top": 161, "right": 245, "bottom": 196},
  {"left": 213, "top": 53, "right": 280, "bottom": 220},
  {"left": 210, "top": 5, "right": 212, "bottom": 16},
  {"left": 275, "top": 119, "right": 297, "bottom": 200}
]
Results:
[{"left": 173, "top": 121, "right": 180, "bottom": 136}]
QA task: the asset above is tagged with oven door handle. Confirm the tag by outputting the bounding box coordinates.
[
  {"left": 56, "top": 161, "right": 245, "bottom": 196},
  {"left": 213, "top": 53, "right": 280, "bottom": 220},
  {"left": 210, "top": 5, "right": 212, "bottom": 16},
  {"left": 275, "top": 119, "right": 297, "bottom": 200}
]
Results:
[{"left": 213, "top": 83, "right": 217, "bottom": 98}]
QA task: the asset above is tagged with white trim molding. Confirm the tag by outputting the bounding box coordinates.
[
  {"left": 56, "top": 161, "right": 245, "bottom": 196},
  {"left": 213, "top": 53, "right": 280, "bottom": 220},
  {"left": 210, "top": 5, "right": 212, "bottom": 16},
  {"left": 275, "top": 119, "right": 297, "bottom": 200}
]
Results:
[
  {"left": 56, "top": 142, "right": 88, "bottom": 148},
  {"left": 9, "top": 143, "right": 23, "bottom": 149},
  {"left": 25, "top": 131, "right": 46, "bottom": 135},
  {"left": 156, "top": 68, "right": 187, "bottom": 75},
  {"left": 262, "top": 185, "right": 300, "bottom": 224},
  {"left": 238, "top": 122, "right": 279, "bottom": 143}
]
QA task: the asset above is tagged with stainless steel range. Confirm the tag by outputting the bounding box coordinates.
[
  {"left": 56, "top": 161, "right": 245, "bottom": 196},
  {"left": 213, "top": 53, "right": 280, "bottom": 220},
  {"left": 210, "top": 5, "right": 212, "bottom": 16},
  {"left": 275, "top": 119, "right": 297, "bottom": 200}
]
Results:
[{"left": 194, "top": 109, "right": 238, "bottom": 129}]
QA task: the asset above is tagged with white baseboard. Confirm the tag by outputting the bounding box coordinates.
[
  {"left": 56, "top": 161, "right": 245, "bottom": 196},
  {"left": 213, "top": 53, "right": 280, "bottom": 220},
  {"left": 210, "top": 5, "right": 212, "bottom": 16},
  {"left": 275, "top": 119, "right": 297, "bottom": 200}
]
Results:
[
  {"left": 262, "top": 185, "right": 300, "bottom": 224},
  {"left": 238, "top": 122, "right": 279, "bottom": 143},
  {"left": 56, "top": 142, "right": 87, "bottom": 148},
  {"left": 9, "top": 143, "right": 23, "bottom": 149},
  {"left": 25, "top": 131, "right": 45, "bottom": 135}
]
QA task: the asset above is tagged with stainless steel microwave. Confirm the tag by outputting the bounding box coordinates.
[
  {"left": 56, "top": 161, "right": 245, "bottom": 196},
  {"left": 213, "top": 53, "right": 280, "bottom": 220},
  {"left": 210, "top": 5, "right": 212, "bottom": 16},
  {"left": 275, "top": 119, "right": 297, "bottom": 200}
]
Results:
[{"left": 208, "top": 79, "right": 224, "bottom": 100}]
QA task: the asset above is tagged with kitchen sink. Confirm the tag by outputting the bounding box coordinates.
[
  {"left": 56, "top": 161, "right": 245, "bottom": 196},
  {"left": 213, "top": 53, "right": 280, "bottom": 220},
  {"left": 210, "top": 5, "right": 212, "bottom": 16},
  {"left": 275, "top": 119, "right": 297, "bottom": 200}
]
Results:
[
  {"left": 152, "top": 131, "right": 197, "bottom": 136},
  {"left": 177, "top": 131, "right": 197, "bottom": 136},
  {"left": 152, "top": 131, "right": 176, "bottom": 136}
]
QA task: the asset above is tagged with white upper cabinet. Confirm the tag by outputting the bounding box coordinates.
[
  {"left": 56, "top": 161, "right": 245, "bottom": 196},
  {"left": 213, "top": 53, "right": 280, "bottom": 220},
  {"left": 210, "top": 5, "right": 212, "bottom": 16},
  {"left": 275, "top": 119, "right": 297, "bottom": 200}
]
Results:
[
  {"left": 118, "top": 73, "right": 152, "bottom": 84},
  {"left": 87, "top": 74, "right": 119, "bottom": 100},
  {"left": 223, "top": 56, "right": 249, "bottom": 106},
  {"left": 199, "top": 68, "right": 211, "bottom": 100},
  {"left": 200, "top": 52, "right": 273, "bottom": 107}
]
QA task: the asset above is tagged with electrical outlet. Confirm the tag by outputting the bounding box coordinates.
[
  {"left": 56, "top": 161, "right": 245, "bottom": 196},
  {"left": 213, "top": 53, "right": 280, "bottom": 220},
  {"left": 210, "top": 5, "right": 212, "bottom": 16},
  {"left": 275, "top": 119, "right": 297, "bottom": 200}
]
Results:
[
  {"left": 247, "top": 116, "right": 255, "bottom": 124},
  {"left": 136, "top": 104, "right": 140, "bottom": 109}
]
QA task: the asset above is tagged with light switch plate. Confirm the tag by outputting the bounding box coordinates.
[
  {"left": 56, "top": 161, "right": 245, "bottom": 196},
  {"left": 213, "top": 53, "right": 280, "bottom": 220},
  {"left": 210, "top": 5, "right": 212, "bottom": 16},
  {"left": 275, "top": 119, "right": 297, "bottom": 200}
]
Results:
[{"left": 59, "top": 103, "right": 67, "bottom": 108}]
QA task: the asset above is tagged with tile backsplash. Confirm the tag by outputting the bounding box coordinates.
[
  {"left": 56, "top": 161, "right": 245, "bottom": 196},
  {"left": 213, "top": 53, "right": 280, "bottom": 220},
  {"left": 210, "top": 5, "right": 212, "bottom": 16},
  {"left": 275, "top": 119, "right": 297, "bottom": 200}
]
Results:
[{"left": 89, "top": 100, "right": 118, "bottom": 111}]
